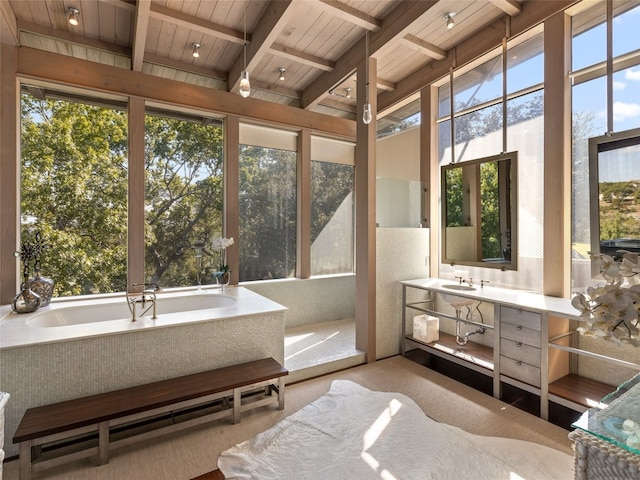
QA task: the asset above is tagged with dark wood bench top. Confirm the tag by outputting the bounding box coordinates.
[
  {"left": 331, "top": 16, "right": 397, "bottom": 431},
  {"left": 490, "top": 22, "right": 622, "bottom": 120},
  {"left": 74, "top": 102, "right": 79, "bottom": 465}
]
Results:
[{"left": 14, "top": 357, "right": 287, "bottom": 444}]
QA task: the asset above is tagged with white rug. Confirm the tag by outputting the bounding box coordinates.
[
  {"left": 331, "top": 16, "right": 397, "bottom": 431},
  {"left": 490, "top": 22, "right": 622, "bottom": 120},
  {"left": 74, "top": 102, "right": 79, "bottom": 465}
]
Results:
[{"left": 218, "top": 380, "right": 573, "bottom": 479}]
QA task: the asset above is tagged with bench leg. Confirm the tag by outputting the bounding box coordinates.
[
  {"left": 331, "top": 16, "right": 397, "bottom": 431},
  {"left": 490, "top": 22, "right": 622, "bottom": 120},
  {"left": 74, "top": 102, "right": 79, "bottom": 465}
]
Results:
[
  {"left": 19, "top": 441, "right": 32, "bottom": 480},
  {"left": 97, "top": 421, "right": 109, "bottom": 465},
  {"left": 233, "top": 388, "right": 241, "bottom": 424},
  {"left": 278, "top": 377, "right": 285, "bottom": 410}
]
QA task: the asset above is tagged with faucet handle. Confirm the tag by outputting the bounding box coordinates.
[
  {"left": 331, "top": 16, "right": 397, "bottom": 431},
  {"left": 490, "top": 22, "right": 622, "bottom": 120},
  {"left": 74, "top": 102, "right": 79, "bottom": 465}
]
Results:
[
  {"left": 480, "top": 279, "right": 490, "bottom": 287},
  {"left": 454, "top": 275, "right": 463, "bottom": 284}
]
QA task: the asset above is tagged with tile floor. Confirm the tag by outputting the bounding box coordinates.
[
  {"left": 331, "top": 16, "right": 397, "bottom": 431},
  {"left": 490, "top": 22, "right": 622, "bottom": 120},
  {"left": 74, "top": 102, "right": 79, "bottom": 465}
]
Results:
[{"left": 284, "top": 318, "right": 365, "bottom": 383}]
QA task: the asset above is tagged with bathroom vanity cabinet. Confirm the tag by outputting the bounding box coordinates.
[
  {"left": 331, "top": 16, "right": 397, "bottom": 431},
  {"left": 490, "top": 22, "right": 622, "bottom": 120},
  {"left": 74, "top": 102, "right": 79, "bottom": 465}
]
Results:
[
  {"left": 400, "top": 278, "right": 640, "bottom": 420},
  {"left": 499, "top": 306, "right": 543, "bottom": 389}
]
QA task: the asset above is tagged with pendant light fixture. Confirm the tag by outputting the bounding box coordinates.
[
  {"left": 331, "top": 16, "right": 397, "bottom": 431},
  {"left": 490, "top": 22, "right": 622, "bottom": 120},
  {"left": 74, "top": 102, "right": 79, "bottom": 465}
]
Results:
[
  {"left": 239, "top": 8, "right": 251, "bottom": 98},
  {"left": 362, "top": 15, "right": 372, "bottom": 124}
]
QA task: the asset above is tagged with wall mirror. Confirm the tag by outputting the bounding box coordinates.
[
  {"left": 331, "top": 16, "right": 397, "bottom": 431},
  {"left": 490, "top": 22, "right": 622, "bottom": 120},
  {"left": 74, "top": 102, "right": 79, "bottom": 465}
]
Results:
[
  {"left": 442, "top": 151, "right": 518, "bottom": 270},
  {"left": 589, "top": 129, "right": 640, "bottom": 271}
]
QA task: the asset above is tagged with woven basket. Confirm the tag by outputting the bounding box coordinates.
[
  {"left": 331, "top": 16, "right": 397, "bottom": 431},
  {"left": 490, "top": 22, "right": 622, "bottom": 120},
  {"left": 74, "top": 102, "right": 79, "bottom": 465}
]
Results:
[{"left": 570, "top": 429, "right": 640, "bottom": 480}]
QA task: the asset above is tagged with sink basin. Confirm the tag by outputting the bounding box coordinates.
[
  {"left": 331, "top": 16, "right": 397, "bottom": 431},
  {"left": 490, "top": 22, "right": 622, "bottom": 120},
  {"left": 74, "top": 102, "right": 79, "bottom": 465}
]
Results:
[
  {"left": 441, "top": 294, "right": 477, "bottom": 308},
  {"left": 441, "top": 284, "right": 476, "bottom": 291},
  {"left": 440, "top": 285, "right": 477, "bottom": 309}
]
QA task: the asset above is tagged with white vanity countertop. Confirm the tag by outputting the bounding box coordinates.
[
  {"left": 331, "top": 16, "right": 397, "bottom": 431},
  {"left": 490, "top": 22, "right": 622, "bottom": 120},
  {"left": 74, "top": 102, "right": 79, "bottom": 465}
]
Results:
[{"left": 400, "top": 278, "right": 581, "bottom": 320}]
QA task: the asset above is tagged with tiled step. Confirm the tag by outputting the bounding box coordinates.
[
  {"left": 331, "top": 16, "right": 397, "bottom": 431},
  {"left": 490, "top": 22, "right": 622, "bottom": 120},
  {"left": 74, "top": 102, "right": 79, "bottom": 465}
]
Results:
[{"left": 284, "top": 318, "right": 365, "bottom": 384}]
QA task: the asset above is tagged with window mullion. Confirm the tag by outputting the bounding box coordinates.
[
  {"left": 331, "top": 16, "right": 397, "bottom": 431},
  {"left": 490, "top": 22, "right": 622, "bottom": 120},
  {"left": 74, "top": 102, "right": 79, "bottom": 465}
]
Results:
[{"left": 128, "top": 97, "right": 146, "bottom": 287}]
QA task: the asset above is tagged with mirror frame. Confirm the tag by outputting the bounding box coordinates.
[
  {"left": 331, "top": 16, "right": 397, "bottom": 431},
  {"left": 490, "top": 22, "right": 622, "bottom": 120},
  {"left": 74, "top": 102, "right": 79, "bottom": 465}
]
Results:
[
  {"left": 441, "top": 151, "right": 518, "bottom": 270},
  {"left": 588, "top": 128, "right": 640, "bottom": 275}
]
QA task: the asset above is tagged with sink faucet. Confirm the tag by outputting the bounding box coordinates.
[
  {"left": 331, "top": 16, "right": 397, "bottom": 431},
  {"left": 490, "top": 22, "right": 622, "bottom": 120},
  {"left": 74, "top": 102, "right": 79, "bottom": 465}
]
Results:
[
  {"left": 454, "top": 276, "right": 473, "bottom": 287},
  {"left": 126, "top": 282, "right": 161, "bottom": 321}
]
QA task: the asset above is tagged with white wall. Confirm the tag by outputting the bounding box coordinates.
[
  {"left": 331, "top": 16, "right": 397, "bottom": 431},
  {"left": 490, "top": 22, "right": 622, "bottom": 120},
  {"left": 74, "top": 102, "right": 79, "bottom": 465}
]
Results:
[
  {"left": 376, "top": 228, "right": 430, "bottom": 359},
  {"left": 377, "top": 127, "right": 420, "bottom": 180},
  {"left": 376, "top": 128, "right": 422, "bottom": 228}
]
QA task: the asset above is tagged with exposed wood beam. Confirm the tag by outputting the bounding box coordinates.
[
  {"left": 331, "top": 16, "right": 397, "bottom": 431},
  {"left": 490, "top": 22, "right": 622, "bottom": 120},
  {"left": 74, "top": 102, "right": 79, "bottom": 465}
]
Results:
[
  {"left": 100, "top": 0, "right": 135, "bottom": 12},
  {"left": 16, "top": 47, "right": 356, "bottom": 139},
  {"left": 1, "top": 0, "right": 18, "bottom": 45},
  {"left": 316, "top": 0, "right": 382, "bottom": 31},
  {"left": 489, "top": 0, "right": 523, "bottom": 17},
  {"left": 144, "top": 53, "right": 227, "bottom": 82},
  {"left": 18, "top": 19, "right": 228, "bottom": 82},
  {"left": 318, "top": 96, "right": 356, "bottom": 114},
  {"left": 251, "top": 79, "right": 300, "bottom": 99},
  {"left": 401, "top": 34, "right": 447, "bottom": 61},
  {"left": 149, "top": 3, "right": 247, "bottom": 45},
  {"left": 377, "top": 78, "right": 396, "bottom": 92},
  {"left": 228, "top": 0, "right": 298, "bottom": 94},
  {"left": 270, "top": 43, "right": 335, "bottom": 72},
  {"left": 131, "top": 0, "right": 150, "bottom": 72},
  {"left": 16, "top": 20, "right": 131, "bottom": 56},
  {"left": 378, "top": 0, "right": 580, "bottom": 115},
  {"left": 302, "top": 1, "right": 438, "bottom": 109}
]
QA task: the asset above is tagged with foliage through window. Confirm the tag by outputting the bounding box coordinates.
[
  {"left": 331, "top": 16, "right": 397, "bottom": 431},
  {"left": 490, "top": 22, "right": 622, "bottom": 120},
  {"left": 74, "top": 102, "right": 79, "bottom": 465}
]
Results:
[
  {"left": 20, "top": 91, "right": 128, "bottom": 296},
  {"left": 239, "top": 145, "right": 297, "bottom": 281},
  {"left": 144, "top": 112, "right": 224, "bottom": 288}
]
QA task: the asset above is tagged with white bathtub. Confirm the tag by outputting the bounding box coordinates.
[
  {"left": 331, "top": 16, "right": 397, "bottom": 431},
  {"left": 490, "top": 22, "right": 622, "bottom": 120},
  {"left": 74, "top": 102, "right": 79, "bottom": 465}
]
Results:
[
  {"left": 0, "top": 286, "right": 287, "bottom": 459},
  {"left": 26, "top": 293, "right": 236, "bottom": 327},
  {"left": 0, "top": 287, "right": 285, "bottom": 349}
]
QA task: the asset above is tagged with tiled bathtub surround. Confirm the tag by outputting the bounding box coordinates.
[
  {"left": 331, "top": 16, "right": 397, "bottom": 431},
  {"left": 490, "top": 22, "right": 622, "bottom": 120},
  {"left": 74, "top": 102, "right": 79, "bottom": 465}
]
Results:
[{"left": 0, "top": 287, "right": 285, "bottom": 458}]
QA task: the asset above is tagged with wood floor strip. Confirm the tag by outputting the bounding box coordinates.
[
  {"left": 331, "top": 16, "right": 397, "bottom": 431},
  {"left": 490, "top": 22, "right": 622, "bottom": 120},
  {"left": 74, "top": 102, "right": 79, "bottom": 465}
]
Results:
[{"left": 192, "top": 469, "right": 224, "bottom": 480}]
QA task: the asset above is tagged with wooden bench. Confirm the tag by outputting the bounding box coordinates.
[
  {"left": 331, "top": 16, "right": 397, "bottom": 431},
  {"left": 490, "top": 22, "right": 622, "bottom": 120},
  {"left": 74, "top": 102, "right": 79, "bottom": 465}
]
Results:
[{"left": 13, "top": 357, "right": 288, "bottom": 480}]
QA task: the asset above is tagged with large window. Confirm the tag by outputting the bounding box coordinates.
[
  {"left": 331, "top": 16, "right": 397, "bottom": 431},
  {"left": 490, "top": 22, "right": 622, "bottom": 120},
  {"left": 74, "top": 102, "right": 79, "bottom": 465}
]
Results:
[
  {"left": 310, "top": 136, "right": 355, "bottom": 275},
  {"left": 20, "top": 87, "right": 128, "bottom": 296},
  {"left": 571, "top": 1, "right": 640, "bottom": 290},
  {"left": 19, "top": 92, "right": 352, "bottom": 297},
  {"left": 144, "top": 110, "right": 224, "bottom": 288},
  {"left": 436, "top": 30, "right": 544, "bottom": 289},
  {"left": 239, "top": 125, "right": 297, "bottom": 281}
]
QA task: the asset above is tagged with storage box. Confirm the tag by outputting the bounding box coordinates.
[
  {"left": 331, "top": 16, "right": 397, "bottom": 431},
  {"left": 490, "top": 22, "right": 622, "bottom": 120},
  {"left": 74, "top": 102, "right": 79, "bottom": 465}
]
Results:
[{"left": 413, "top": 315, "right": 439, "bottom": 343}]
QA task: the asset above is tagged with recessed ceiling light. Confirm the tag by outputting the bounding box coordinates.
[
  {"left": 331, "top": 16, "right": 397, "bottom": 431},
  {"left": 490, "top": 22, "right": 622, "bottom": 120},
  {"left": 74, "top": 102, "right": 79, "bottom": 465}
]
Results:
[
  {"left": 444, "top": 12, "right": 456, "bottom": 30},
  {"left": 67, "top": 7, "right": 80, "bottom": 26}
]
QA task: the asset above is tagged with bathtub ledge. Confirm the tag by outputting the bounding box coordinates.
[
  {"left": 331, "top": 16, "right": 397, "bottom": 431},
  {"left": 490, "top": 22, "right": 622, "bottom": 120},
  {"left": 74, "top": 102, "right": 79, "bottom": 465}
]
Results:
[{"left": 0, "top": 286, "right": 286, "bottom": 350}]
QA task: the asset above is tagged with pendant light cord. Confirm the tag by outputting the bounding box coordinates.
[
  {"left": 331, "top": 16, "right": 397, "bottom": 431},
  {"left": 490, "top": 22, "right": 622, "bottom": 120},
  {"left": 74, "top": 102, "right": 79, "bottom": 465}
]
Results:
[{"left": 243, "top": 9, "right": 247, "bottom": 71}]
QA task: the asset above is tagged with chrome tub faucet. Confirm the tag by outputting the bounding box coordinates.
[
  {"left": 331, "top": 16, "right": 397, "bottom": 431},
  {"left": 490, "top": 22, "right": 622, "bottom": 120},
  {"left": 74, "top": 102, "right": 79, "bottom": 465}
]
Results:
[{"left": 126, "top": 282, "right": 162, "bottom": 321}]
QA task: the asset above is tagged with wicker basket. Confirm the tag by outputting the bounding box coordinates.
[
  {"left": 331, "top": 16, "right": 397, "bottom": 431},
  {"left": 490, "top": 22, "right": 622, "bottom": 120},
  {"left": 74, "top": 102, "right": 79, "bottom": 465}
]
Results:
[{"left": 569, "top": 429, "right": 640, "bottom": 479}]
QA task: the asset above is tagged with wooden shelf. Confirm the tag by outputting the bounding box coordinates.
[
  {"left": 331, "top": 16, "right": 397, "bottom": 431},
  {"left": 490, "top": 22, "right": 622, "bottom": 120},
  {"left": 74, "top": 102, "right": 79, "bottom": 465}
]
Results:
[
  {"left": 549, "top": 374, "right": 616, "bottom": 410},
  {"left": 406, "top": 332, "right": 494, "bottom": 374}
]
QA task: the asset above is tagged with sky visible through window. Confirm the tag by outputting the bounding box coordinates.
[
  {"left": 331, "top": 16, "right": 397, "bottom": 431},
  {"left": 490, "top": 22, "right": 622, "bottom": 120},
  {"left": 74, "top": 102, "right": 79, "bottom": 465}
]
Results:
[{"left": 573, "top": 5, "right": 640, "bottom": 134}]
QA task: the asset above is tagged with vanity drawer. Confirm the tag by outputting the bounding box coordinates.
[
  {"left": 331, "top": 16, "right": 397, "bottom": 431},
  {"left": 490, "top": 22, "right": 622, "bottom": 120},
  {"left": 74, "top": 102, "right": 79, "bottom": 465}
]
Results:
[
  {"left": 501, "top": 322, "right": 541, "bottom": 348},
  {"left": 500, "top": 306, "right": 541, "bottom": 331},
  {"left": 500, "top": 338, "right": 541, "bottom": 367},
  {"left": 499, "top": 355, "right": 541, "bottom": 387}
]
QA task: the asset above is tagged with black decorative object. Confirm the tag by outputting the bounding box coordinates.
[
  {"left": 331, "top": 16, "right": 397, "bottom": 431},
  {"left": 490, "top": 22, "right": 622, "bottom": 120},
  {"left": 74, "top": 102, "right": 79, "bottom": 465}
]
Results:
[{"left": 12, "top": 231, "right": 55, "bottom": 313}]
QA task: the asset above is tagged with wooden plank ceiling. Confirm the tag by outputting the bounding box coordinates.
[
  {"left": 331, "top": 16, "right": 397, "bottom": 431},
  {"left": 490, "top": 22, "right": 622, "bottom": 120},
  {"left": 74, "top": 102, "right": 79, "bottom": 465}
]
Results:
[{"left": 7, "top": 0, "right": 578, "bottom": 121}]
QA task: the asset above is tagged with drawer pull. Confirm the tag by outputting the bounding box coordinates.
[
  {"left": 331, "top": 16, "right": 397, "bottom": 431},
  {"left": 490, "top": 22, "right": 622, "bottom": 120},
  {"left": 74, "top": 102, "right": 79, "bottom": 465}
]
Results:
[
  {"left": 516, "top": 342, "right": 522, "bottom": 347},
  {"left": 516, "top": 325, "right": 523, "bottom": 330},
  {"left": 516, "top": 361, "right": 522, "bottom": 366}
]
